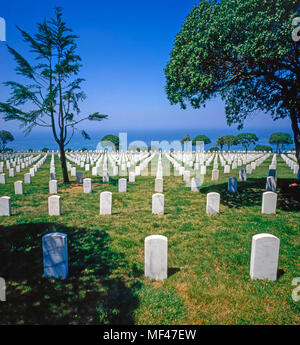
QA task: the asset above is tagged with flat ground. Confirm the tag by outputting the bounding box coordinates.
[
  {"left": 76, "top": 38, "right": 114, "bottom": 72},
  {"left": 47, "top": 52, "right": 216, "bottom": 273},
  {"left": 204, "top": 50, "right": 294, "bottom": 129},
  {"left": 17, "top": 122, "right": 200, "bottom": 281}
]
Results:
[{"left": 0, "top": 154, "right": 299, "bottom": 324}]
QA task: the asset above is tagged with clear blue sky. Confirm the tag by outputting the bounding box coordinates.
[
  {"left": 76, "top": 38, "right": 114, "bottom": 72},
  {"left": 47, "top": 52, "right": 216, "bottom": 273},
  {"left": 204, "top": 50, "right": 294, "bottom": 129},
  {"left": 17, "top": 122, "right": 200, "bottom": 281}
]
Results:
[{"left": 0, "top": 0, "right": 292, "bottom": 136}]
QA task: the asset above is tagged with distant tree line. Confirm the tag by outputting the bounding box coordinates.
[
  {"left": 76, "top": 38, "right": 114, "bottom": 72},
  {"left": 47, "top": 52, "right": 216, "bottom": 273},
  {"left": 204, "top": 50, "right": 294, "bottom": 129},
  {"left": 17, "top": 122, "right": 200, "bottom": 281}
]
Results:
[{"left": 181, "top": 132, "right": 294, "bottom": 153}]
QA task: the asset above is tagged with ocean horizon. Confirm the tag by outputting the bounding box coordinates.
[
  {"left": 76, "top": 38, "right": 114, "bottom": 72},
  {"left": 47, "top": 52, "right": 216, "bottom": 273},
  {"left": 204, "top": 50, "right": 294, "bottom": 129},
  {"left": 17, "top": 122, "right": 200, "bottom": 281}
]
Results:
[{"left": 8, "top": 127, "right": 294, "bottom": 152}]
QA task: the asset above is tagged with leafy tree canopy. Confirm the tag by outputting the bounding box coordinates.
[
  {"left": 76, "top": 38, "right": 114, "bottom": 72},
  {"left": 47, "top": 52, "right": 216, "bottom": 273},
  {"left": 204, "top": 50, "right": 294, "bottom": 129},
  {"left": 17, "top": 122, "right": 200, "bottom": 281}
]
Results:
[
  {"left": 216, "top": 136, "right": 225, "bottom": 149},
  {"left": 192, "top": 134, "right": 211, "bottom": 146},
  {"left": 209, "top": 146, "right": 220, "bottom": 152},
  {"left": 0, "top": 7, "right": 107, "bottom": 182},
  {"left": 100, "top": 134, "right": 119, "bottom": 151},
  {"left": 0, "top": 130, "right": 14, "bottom": 152},
  {"left": 269, "top": 132, "right": 293, "bottom": 152},
  {"left": 165, "top": 0, "right": 300, "bottom": 164},
  {"left": 234, "top": 133, "right": 258, "bottom": 151}
]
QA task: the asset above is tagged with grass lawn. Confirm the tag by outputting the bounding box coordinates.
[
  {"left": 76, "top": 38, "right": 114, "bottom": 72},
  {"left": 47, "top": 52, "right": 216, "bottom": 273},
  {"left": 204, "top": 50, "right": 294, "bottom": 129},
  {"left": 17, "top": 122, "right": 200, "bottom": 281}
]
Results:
[{"left": 0, "top": 153, "right": 299, "bottom": 325}]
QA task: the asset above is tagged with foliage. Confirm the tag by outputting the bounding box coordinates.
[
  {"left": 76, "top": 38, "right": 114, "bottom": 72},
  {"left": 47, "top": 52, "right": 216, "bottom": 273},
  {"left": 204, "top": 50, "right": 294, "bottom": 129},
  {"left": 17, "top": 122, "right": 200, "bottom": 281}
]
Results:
[
  {"left": 0, "top": 130, "right": 14, "bottom": 152},
  {"left": 269, "top": 132, "right": 294, "bottom": 152},
  {"left": 192, "top": 134, "right": 211, "bottom": 146},
  {"left": 41, "top": 147, "right": 49, "bottom": 152},
  {"left": 164, "top": 0, "right": 300, "bottom": 165},
  {"left": 0, "top": 7, "right": 108, "bottom": 182},
  {"left": 254, "top": 145, "right": 273, "bottom": 152},
  {"left": 223, "top": 135, "right": 236, "bottom": 151},
  {"left": 234, "top": 133, "right": 258, "bottom": 152},
  {"left": 209, "top": 146, "right": 220, "bottom": 152},
  {"left": 216, "top": 136, "right": 225, "bottom": 150},
  {"left": 100, "top": 134, "right": 120, "bottom": 151}
]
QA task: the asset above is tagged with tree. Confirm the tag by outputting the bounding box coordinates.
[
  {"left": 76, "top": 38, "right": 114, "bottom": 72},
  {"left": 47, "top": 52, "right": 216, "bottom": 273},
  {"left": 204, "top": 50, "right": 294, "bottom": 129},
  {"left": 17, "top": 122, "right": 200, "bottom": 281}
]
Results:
[
  {"left": 192, "top": 134, "right": 211, "bottom": 146},
  {"left": 234, "top": 133, "right": 258, "bottom": 152},
  {"left": 222, "top": 135, "right": 236, "bottom": 151},
  {"left": 100, "top": 134, "right": 119, "bottom": 151},
  {"left": 269, "top": 132, "right": 293, "bottom": 153},
  {"left": 0, "top": 130, "right": 14, "bottom": 152},
  {"left": 180, "top": 134, "right": 191, "bottom": 144},
  {"left": 164, "top": 0, "right": 300, "bottom": 166},
  {"left": 209, "top": 146, "right": 219, "bottom": 152},
  {"left": 254, "top": 144, "right": 273, "bottom": 152},
  {"left": 0, "top": 8, "right": 107, "bottom": 183},
  {"left": 41, "top": 147, "right": 49, "bottom": 152},
  {"left": 216, "top": 136, "right": 225, "bottom": 150}
]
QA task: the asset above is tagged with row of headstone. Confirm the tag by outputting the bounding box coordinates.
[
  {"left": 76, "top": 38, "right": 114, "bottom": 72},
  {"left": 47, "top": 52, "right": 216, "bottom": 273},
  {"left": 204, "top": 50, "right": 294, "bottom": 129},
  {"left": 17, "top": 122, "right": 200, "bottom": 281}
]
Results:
[{"left": 41, "top": 231, "right": 280, "bottom": 282}]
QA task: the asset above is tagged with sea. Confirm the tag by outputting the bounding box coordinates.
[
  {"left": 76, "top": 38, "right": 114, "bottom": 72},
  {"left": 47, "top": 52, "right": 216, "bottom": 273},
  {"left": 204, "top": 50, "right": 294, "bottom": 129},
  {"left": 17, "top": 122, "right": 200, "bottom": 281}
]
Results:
[{"left": 8, "top": 128, "right": 294, "bottom": 152}]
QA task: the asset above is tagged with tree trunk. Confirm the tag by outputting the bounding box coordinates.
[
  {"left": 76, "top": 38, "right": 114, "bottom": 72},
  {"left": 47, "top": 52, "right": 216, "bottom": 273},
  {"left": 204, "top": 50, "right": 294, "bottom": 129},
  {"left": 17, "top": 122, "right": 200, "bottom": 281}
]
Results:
[
  {"left": 59, "top": 143, "right": 70, "bottom": 183},
  {"left": 290, "top": 111, "right": 300, "bottom": 168}
]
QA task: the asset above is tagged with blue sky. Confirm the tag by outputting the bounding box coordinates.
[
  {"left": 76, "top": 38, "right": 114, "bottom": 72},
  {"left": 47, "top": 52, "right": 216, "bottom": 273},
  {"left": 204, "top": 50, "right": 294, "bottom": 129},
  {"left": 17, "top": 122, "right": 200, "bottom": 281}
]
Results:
[{"left": 0, "top": 0, "right": 292, "bottom": 137}]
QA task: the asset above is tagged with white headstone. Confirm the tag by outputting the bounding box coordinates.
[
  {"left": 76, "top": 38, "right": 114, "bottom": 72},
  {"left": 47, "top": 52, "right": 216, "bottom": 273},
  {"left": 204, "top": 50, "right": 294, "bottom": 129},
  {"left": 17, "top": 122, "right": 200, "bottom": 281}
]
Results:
[
  {"left": 9, "top": 168, "right": 15, "bottom": 177},
  {"left": 103, "top": 171, "right": 109, "bottom": 183},
  {"left": 83, "top": 178, "right": 92, "bottom": 193},
  {"left": 24, "top": 173, "right": 31, "bottom": 184},
  {"left": 42, "top": 232, "right": 68, "bottom": 279},
  {"left": 152, "top": 193, "right": 164, "bottom": 215},
  {"left": 49, "top": 180, "right": 58, "bottom": 194},
  {"left": 48, "top": 195, "right": 61, "bottom": 216},
  {"left": 191, "top": 177, "right": 201, "bottom": 192},
  {"left": 206, "top": 192, "right": 220, "bottom": 214},
  {"left": 118, "top": 178, "right": 127, "bottom": 192},
  {"left": 261, "top": 192, "right": 277, "bottom": 214},
  {"left": 14, "top": 181, "right": 23, "bottom": 195},
  {"left": 145, "top": 235, "right": 168, "bottom": 281},
  {"left": 0, "top": 173, "right": 6, "bottom": 184},
  {"left": 129, "top": 172, "right": 135, "bottom": 183},
  {"left": 224, "top": 165, "right": 230, "bottom": 174},
  {"left": 155, "top": 178, "right": 163, "bottom": 193},
  {"left": 250, "top": 233, "right": 280, "bottom": 281},
  {"left": 211, "top": 169, "right": 219, "bottom": 181},
  {"left": 0, "top": 196, "right": 11, "bottom": 216},
  {"left": 100, "top": 191, "right": 112, "bottom": 215}
]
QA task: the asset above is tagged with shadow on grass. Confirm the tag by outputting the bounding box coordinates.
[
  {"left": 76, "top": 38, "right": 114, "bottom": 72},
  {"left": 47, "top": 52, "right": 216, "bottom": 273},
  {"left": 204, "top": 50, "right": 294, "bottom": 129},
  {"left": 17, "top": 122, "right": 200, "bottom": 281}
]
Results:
[
  {"left": 0, "top": 223, "right": 141, "bottom": 325},
  {"left": 200, "top": 178, "right": 300, "bottom": 211}
]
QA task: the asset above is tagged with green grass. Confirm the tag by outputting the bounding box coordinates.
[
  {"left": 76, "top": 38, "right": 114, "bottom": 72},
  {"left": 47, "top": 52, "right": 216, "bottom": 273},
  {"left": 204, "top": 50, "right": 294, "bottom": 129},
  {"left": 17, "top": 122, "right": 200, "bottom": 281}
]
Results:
[{"left": 0, "top": 154, "right": 299, "bottom": 325}]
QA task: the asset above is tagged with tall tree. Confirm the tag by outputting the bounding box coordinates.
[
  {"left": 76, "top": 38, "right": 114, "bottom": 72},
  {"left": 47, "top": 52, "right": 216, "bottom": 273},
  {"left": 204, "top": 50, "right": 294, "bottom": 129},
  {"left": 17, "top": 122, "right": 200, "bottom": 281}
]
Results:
[
  {"left": 223, "top": 135, "right": 236, "bottom": 151},
  {"left": 234, "top": 133, "right": 258, "bottom": 153},
  {"left": 192, "top": 134, "right": 211, "bottom": 146},
  {"left": 216, "top": 136, "right": 225, "bottom": 150},
  {"left": 0, "top": 8, "right": 107, "bottom": 183},
  {"left": 0, "top": 130, "right": 14, "bottom": 152},
  {"left": 269, "top": 132, "right": 293, "bottom": 153},
  {"left": 164, "top": 0, "right": 300, "bottom": 166}
]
